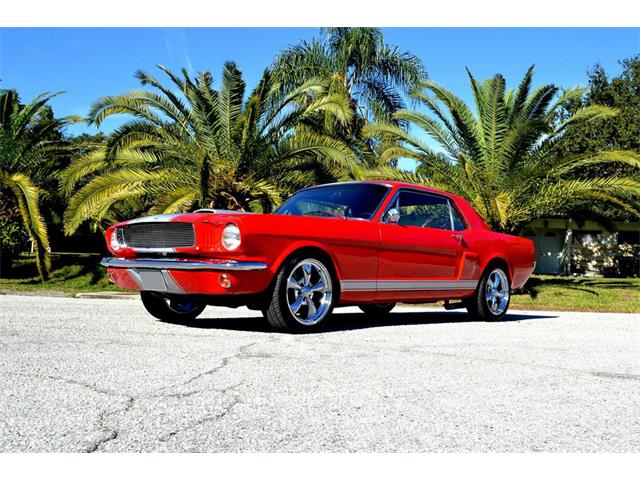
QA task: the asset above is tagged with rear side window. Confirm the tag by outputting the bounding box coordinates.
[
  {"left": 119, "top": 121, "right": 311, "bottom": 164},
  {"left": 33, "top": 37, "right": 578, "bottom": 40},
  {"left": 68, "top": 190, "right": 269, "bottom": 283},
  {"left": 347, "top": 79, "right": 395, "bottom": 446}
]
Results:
[{"left": 449, "top": 203, "right": 466, "bottom": 231}]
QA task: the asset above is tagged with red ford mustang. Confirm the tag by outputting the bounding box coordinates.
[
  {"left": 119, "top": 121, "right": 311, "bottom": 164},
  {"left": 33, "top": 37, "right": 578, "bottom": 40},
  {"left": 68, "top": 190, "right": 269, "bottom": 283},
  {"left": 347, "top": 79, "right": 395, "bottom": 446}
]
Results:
[{"left": 101, "top": 181, "right": 535, "bottom": 331}]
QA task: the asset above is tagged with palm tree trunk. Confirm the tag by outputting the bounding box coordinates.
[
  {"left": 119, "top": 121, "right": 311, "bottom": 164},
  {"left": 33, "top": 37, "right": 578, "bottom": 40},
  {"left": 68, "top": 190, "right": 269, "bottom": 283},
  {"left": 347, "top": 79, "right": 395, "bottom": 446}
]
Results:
[{"left": 199, "top": 156, "right": 210, "bottom": 208}]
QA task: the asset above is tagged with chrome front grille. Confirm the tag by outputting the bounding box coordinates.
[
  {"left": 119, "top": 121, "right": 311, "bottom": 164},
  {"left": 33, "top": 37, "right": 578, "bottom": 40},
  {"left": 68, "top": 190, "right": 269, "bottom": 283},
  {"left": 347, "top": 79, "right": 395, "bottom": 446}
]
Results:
[{"left": 122, "top": 222, "right": 195, "bottom": 249}]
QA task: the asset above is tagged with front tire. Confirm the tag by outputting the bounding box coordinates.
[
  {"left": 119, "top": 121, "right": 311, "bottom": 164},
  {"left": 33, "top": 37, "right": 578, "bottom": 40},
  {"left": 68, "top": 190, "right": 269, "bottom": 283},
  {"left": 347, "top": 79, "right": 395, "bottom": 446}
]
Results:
[
  {"left": 263, "top": 255, "right": 336, "bottom": 332},
  {"left": 465, "top": 266, "right": 511, "bottom": 321},
  {"left": 358, "top": 303, "right": 396, "bottom": 317},
  {"left": 140, "top": 291, "right": 206, "bottom": 322}
]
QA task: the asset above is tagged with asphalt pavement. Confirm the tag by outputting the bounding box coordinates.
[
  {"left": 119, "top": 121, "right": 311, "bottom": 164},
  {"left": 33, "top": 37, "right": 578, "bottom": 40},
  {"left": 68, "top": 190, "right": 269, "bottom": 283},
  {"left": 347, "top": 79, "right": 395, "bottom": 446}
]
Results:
[{"left": 1, "top": 294, "right": 638, "bottom": 452}]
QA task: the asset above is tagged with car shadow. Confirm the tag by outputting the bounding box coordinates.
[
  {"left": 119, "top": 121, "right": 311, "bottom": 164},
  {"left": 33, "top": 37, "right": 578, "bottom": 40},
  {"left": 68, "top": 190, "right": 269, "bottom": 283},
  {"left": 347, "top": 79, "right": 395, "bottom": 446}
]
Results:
[{"left": 161, "top": 309, "right": 557, "bottom": 334}]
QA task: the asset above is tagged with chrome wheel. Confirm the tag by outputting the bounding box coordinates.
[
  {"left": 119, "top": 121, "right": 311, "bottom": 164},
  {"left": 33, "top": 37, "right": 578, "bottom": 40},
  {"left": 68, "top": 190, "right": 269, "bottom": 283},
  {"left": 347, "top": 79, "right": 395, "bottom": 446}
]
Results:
[
  {"left": 485, "top": 268, "right": 509, "bottom": 315},
  {"left": 285, "top": 259, "right": 333, "bottom": 326}
]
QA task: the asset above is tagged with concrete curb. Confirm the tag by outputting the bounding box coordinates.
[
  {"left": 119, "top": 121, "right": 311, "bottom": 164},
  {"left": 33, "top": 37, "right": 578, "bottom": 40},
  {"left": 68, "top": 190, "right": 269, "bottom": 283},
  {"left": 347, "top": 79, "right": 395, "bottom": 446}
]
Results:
[
  {"left": 74, "top": 292, "right": 138, "bottom": 300},
  {"left": 1, "top": 289, "right": 138, "bottom": 299}
]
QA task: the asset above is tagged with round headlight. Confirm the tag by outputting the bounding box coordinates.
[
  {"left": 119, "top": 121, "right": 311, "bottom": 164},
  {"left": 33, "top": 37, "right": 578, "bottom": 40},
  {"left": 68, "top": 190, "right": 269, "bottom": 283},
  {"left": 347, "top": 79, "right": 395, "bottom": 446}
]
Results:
[
  {"left": 221, "top": 223, "right": 241, "bottom": 250},
  {"left": 110, "top": 228, "right": 121, "bottom": 251}
]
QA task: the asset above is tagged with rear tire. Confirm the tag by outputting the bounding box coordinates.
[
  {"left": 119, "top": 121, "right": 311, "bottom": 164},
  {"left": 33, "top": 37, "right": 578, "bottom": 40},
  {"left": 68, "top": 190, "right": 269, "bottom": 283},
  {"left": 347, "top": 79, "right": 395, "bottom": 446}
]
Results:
[
  {"left": 358, "top": 303, "right": 396, "bottom": 317},
  {"left": 140, "top": 291, "right": 206, "bottom": 322},
  {"left": 263, "top": 255, "right": 336, "bottom": 332},
  {"left": 465, "top": 266, "right": 511, "bottom": 321}
]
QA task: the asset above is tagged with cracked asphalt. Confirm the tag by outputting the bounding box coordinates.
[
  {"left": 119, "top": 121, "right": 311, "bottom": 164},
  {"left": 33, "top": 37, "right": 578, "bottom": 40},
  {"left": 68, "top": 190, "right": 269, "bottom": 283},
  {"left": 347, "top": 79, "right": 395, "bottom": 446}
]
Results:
[{"left": 1, "top": 294, "right": 638, "bottom": 452}]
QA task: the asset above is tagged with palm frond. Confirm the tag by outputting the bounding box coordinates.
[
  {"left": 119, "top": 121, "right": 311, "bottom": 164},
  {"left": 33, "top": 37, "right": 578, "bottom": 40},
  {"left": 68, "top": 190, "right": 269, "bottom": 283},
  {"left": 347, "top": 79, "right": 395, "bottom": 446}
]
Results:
[
  {"left": 420, "top": 79, "right": 484, "bottom": 162},
  {"left": 63, "top": 168, "right": 170, "bottom": 235},
  {"left": 0, "top": 170, "right": 50, "bottom": 279},
  {"left": 58, "top": 147, "right": 109, "bottom": 196},
  {"left": 149, "top": 187, "right": 197, "bottom": 214},
  {"left": 557, "top": 105, "right": 619, "bottom": 130}
]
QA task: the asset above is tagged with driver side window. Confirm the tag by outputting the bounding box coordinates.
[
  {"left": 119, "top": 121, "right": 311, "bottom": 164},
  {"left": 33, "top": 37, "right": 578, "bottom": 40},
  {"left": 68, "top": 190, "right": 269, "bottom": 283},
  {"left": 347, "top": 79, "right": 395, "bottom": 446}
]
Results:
[{"left": 394, "top": 190, "right": 455, "bottom": 230}]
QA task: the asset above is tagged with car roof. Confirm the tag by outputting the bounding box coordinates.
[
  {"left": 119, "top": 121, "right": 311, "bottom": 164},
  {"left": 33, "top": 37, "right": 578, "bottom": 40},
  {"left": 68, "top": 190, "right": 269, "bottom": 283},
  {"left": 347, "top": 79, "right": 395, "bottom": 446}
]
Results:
[
  {"left": 307, "top": 180, "right": 457, "bottom": 198},
  {"left": 296, "top": 180, "right": 487, "bottom": 230}
]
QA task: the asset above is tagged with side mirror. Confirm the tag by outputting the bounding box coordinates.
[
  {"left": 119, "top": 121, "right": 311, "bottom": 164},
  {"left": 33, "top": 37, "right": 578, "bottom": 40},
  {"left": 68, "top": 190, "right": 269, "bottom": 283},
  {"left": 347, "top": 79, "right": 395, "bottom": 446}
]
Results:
[{"left": 384, "top": 208, "right": 400, "bottom": 224}]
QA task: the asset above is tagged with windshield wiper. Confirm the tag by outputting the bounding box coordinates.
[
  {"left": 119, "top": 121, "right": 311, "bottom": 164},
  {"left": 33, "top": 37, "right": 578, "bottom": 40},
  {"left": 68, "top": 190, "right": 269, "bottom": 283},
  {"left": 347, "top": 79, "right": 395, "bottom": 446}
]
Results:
[{"left": 303, "top": 210, "right": 345, "bottom": 219}]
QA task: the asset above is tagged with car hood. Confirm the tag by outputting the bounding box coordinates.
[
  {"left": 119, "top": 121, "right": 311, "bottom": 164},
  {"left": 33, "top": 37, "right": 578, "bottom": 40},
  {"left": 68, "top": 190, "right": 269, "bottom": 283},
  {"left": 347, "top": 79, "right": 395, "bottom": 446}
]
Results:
[{"left": 115, "top": 211, "right": 258, "bottom": 227}]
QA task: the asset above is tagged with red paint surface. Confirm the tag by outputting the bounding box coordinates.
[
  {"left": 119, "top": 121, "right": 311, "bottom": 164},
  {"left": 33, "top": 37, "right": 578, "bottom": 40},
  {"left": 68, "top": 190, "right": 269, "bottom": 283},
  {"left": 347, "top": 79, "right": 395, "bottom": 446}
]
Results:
[{"left": 105, "top": 181, "right": 535, "bottom": 304}]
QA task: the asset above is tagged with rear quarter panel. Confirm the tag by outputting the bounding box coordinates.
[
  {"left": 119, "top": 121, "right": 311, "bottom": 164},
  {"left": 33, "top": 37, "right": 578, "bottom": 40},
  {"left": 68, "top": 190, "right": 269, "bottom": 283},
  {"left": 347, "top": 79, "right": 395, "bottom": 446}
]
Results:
[
  {"left": 451, "top": 196, "right": 535, "bottom": 290},
  {"left": 463, "top": 230, "right": 535, "bottom": 290},
  {"left": 502, "top": 234, "right": 536, "bottom": 289}
]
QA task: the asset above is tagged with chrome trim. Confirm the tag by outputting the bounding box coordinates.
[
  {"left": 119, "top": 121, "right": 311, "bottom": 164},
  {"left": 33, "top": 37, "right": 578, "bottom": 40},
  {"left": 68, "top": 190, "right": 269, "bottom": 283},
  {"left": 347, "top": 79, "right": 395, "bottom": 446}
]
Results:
[
  {"left": 341, "top": 279, "right": 478, "bottom": 292},
  {"left": 121, "top": 222, "right": 195, "bottom": 250},
  {"left": 370, "top": 184, "right": 395, "bottom": 221},
  {"left": 126, "top": 269, "right": 143, "bottom": 289},
  {"left": 162, "top": 270, "right": 186, "bottom": 294},
  {"left": 101, "top": 257, "right": 267, "bottom": 271},
  {"left": 127, "top": 269, "right": 185, "bottom": 294},
  {"left": 340, "top": 280, "right": 377, "bottom": 292},
  {"left": 297, "top": 181, "right": 394, "bottom": 190},
  {"left": 384, "top": 207, "right": 400, "bottom": 224},
  {"left": 447, "top": 198, "right": 456, "bottom": 231},
  {"left": 193, "top": 209, "right": 256, "bottom": 214},
  {"left": 124, "top": 214, "right": 180, "bottom": 224},
  {"left": 125, "top": 247, "right": 178, "bottom": 253}
]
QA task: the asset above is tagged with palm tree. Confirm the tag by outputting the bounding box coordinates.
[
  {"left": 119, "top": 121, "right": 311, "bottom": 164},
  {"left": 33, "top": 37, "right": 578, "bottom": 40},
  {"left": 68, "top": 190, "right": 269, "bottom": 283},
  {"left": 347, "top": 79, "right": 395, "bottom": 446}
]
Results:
[
  {"left": 364, "top": 66, "right": 640, "bottom": 234},
  {"left": 0, "top": 90, "right": 74, "bottom": 280},
  {"left": 273, "top": 28, "right": 425, "bottom": 159},
  {"left": 62, "top": 63, "right": 357, "bottom": 235}
]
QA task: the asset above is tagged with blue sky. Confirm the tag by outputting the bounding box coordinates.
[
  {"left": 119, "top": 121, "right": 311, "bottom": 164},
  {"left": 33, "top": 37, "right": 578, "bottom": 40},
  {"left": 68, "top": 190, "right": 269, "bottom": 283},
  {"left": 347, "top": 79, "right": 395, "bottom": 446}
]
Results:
[{"left": 1, "top": 27, "right": 638, "bottom": 139}]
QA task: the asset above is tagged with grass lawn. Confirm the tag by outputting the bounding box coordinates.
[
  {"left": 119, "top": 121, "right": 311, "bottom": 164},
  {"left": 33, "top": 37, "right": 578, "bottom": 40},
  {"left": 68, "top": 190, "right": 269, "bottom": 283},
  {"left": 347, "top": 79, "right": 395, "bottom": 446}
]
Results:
[
  {"left": 1, "top": 255, "right": 638, "bottom": 312},
  {"left": 510, "top": 275, "right": 639, "bottom": 313},
  {"left": 0, "top": 254, "right": 122, "bottom": 296}
]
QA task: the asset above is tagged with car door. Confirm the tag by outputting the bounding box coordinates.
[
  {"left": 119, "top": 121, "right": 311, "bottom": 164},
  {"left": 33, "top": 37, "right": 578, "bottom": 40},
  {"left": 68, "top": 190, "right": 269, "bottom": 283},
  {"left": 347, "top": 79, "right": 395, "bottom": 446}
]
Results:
[{"left": 376, "top": 189, "right": 465, "bottom": 301}]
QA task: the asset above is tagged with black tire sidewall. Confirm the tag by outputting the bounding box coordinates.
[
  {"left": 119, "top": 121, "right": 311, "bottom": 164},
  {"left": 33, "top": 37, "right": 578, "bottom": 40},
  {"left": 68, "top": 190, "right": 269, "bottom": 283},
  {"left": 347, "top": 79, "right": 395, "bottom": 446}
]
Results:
[{"left": 140, "top": 291, "right": 206, "bottom": 322}]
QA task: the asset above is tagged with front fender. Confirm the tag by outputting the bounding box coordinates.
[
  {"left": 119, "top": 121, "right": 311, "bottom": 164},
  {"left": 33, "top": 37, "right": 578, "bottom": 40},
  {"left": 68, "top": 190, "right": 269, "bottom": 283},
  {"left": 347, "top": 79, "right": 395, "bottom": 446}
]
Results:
[{"left": 268, "top": 240, "right": 344, "bottom": 281}]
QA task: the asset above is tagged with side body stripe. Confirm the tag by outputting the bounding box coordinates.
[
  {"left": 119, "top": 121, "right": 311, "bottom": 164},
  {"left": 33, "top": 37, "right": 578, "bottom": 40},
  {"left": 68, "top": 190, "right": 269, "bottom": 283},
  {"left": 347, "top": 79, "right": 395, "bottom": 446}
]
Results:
[{"left": 341, "top": 279, "right": 478, "bottom": 292}]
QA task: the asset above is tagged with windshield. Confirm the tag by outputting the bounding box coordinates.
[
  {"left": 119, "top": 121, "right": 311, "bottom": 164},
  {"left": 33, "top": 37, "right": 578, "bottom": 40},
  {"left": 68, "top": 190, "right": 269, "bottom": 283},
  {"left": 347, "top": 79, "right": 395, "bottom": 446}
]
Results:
[{"left": 275, "top": 183, "right": 390, "bottom": 220}]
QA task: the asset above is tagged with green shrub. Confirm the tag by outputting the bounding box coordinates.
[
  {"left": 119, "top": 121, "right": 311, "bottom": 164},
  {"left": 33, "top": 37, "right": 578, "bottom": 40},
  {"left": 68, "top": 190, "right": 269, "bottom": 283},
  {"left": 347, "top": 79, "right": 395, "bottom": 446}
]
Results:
[{"left": 0, "top": 218, "right": 29, "bottom": 277}]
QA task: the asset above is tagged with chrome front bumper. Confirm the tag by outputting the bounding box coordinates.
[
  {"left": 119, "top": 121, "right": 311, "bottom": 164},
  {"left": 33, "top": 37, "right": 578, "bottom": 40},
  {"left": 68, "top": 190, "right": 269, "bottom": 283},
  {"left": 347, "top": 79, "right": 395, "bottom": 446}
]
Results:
[{"left": 100, "top": 257, "right": 268, "bottom": 271}]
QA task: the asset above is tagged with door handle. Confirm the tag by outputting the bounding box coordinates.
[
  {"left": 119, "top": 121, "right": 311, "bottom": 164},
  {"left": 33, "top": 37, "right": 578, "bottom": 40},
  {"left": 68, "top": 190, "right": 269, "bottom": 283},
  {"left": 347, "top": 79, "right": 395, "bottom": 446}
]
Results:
[{"left": 452, "top": 234, "right": 464, "bottom": 242}]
